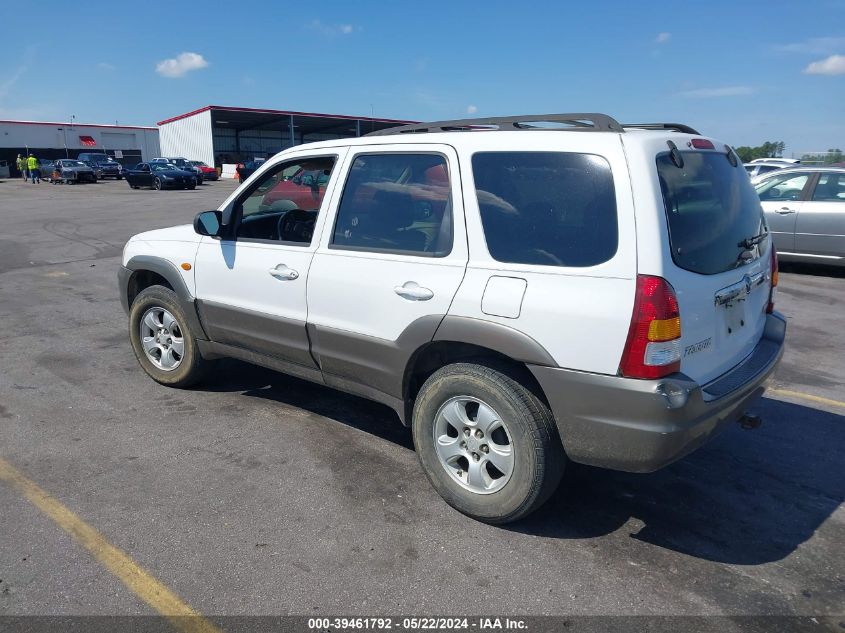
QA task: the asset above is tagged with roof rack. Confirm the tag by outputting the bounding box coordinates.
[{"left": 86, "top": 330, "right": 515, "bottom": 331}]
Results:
[
  {"left": 366, "top": 113, "right": 625, "bottom": 136},
  {"left": 622, "top": 123, "right": 701, "bottom": 135}
]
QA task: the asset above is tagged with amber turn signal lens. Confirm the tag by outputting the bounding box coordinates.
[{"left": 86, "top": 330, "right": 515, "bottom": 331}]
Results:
[
  {"left": 647, "top": 316, "right": 681, "bottom": 342},
  {"left": 180, "top": 263, "right": 192, "bottom": 271}
]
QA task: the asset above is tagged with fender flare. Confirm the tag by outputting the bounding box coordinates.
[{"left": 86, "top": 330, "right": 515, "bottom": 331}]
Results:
[
  {"left": 432, "top": 316, "right": 557, "bottom": 367},
  {"left": 120, "top": 255, "right": 208, "bottom": 339}
]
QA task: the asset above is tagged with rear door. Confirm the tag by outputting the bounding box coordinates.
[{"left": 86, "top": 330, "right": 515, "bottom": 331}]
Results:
[
  {"left": 307, "top": 144, "right": 467, "bottom": 398},
  {"left": 795, "top": 172, "right": 845, "bottom": 262},
  {"left": 755, "top": 171, "right": 813, "bottom": 252},
  {"left": 652, "top": 145, "right": 773, "bottom": 385}
]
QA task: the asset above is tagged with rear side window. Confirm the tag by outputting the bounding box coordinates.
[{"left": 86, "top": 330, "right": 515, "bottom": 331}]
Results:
[
  {"left": 657, "top": 152, "right": 766, "bottom": 275},
  {"left": 472, "top": 152, "right": 617, "bottom": 267},
  {"left": 811, "top": 173, "right": 845, "bottom": 201},
  {"left": 331, "top": 153, "right": 453, "bottom": 257}
]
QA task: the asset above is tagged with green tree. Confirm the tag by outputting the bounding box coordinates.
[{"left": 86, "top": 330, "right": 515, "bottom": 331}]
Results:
[{"left": 734, "top": 141, "right": 786, "bottom": 163}]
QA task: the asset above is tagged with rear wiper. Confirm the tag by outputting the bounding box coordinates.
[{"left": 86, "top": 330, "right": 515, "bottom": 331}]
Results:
[{"left": 738, "top": 231, "right": 768, "bottom": 249}]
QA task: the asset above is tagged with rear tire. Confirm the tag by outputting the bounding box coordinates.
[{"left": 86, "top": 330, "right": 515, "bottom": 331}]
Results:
[
  {"left": 412, "top": 362, "right": 565, "bottom": 524},
  {"left": 128, "top": 285, "right": 208, "bottom": 388}
]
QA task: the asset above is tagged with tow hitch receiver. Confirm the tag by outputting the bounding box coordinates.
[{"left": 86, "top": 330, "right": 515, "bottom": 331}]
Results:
[{"left": 738, "top": 413, "right": 762, "bottom": 430}]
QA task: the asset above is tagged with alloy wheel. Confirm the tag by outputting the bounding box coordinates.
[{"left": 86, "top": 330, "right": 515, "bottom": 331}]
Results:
[{"left": 433, "top": 396, "right": 514, "bottom": 494}]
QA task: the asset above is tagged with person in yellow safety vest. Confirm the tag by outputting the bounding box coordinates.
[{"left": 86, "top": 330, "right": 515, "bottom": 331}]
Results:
[
  {"left": 27, "top": 154, "right": 41, "bottom": 184},
  {"left": 16, "top": 154, "right": 27, "bottom": 181}
]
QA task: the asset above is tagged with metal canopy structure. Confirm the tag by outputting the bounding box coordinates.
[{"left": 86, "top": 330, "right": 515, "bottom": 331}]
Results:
[{"left": 158, "top": 106, "right": 415, "bottom": 165}]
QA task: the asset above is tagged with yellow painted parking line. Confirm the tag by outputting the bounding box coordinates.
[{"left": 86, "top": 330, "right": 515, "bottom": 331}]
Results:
[
  {"left": 0, "top": 457, "right": 222, "bottom": 633},
  {"left": 768, "top": 388, "right": 845, "bottom": 410}
]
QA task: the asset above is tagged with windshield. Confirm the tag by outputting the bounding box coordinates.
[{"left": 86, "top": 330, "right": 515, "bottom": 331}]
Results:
[
  {"left": 86, "top": 155, "right": 111, "bottom": 163},
  {"left": 65, "top": 161, "right": 87, "bottom": 167},
  {"left": 657, "top": 151, "right": 766, "bottom": 275},
  {"left": 191, "top": 161, "right": 206, "bottom": 166},
  {"left": 151, "top": 164, "right": 175, "bottom": 172}
]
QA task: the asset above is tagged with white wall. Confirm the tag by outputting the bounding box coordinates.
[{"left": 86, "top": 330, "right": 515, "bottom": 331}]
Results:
[
  {"left": 0, "top": 121, "right": 159, "bottom": 159},
  {"left": 158, "top": 109, "right": 214, "bottom": 165}
]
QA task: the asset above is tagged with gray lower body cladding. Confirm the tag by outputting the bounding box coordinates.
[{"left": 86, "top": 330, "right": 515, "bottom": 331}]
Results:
[
  {"left": 529, "top": 312, "right": 786, "bottom": 473},
  {"left": 119, "top": 260, "right": 787, "bottom": 473}
]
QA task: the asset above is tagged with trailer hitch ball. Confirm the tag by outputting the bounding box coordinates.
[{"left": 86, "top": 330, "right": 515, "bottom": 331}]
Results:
[{"left": 738, "top": 413, "right": 762, "bottom": 430}]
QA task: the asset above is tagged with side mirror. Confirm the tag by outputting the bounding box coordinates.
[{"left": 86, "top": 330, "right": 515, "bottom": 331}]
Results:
[{"left": 194, "top": 210, "right": 222, "bottom": 237}]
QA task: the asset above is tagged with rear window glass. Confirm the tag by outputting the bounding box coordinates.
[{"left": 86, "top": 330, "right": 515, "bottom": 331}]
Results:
[
  {"left": 657, "top": 152, "right": 766, "bottom": 275},
  {"left": 472, "top": 152, "right": 618, "bottom": 267}
]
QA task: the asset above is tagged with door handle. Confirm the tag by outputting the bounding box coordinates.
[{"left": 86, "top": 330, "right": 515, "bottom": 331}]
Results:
[
  {"left": 775, "top": 207, "right": 797, "bottom": 215},
  {"left": 268, "top": 264, "right": 299, "bottom": 280},
  {"left": 394, "top": 281, "right": 434, "bottom": 301}
]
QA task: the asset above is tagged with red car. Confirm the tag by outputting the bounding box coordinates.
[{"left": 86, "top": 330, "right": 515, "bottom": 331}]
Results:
[
  {"left": 190, "top": 161, "right": 219, "bottom": 181},
  {"left": 261, "top": 167, "right": 330, "bottom": 210}
]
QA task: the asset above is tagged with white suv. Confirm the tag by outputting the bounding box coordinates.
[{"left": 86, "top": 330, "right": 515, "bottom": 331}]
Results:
[{"left": 119, "top": 113, "right": 785, "bottom": 523}]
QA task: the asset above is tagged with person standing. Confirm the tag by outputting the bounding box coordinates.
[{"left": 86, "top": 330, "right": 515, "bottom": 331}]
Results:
[
  {"left": 17, "top": 154, "right": 28, "bottom": 181},
  {"left": 27, "top": 154, "right": 41, "bottom": 183}
]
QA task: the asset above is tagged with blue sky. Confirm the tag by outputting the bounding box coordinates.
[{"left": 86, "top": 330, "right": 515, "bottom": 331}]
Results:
[{"left": 1, "top": 0, "right": 842, "bottom": 155}]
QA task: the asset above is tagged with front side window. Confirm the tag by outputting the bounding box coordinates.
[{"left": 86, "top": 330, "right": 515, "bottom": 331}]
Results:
[
  {"left": 472, "top": 152, "right": 618, "bottom": 267},
  {"left": 331, "top": 153, "right": 452, "bottom": 257},
  {"left": 234, "top": 156, "right": 336, "bottom": 245},
  {"left": 755, "top": 172, "right": 810, "bottom": 201}
]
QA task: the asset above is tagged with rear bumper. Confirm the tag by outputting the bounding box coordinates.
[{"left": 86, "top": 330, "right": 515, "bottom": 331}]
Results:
[{"left": 529, "top": 312, "right": 786, "bottom": 473}]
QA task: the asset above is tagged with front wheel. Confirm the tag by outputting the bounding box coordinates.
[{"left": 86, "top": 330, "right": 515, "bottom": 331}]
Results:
[
  {"left": 412, "top": 362, "right": 565, "bottom": 524},
  {"left": 153, "top": 177, "right": 162, "bottom": 191},
  {"left": 128, "top": 285, "right": 208, "bottom": 388}
]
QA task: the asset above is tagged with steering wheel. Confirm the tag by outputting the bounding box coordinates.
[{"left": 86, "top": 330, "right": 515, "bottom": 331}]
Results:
[{"left": 277, "top": 209, "right": 315, "bottom": 242}]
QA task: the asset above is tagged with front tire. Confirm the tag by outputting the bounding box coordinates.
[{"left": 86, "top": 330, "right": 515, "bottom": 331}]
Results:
[
  {"left": 128, "top": 285, "right": 208, "bottom": 388},
  {"left": 153, "top": 177, "right": 162, "bottom": 191},
  {"left": 412, "top": 362, "right": 565, "bottom": 524}
]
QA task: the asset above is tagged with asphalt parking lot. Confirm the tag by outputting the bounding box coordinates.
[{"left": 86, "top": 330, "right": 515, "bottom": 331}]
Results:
[{"left": 0, "top": 177, "right": 842, "bottom": 623}]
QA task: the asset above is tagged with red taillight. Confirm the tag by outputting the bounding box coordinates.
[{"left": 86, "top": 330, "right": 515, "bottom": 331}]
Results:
[
  {"left": 620, "top": 275, "right": 682, "bottom": 379},
  {"left": 691, "top": 138, "right": 715, "bottom": 150},
  {"left": 767, "top": 243, "right": 778, "bottom": 314}
]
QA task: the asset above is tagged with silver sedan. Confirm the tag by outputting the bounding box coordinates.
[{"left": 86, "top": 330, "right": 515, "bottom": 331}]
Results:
[{"left": 756, "top": 166, "right": 845, "bottom": 267}]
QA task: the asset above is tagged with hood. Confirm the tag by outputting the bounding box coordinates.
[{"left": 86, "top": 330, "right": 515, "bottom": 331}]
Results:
[{"left": 131, "top": 224, "right": 199, "bottom": 243}]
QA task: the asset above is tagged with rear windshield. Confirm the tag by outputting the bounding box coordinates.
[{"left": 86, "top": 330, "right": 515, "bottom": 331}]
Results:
[
  {"left": 472, "top": 152, "right": 618, "bottom": 267},
  {"left": 657, "top": 151, "right": 766, "bottom": 275}
]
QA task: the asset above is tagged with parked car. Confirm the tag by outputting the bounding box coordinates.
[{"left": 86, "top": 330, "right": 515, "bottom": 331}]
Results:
[
  {"left": 39, "top": 160, "right": 57, "bottom": 182},
  {"left": 189, "top": 160, "right": 218, "bottom": 181},
  {"left": 756, "top": 166, "right": 845, "bottom": 266},
  {"left": 125, "top": 162, "right": 197, "bottom": 190},
  {"left": 151, "top": 157, "right": 204, "bottom": 184},
  {"left": 119, "top": 113, "right": 784, "bottom": 523},
  {"left": 745, "top": 161, "right": 788, "bottom": 183},
  {"left": 77, "top": 152, "right": 123, "bottom": 179},
  {"left": 55, "top": 159, "right": 97, "bottom": 184},
  {"left": 236, "top": 159, "right": 266, "bottom": 183},
  {"left": 258, "top": 166, "right": 331, "bottom": 212},
  {"left": 748, "top": 158, "right": 800, "bottom": 165}
]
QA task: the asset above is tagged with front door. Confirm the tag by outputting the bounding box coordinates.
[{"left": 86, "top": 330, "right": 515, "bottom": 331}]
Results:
[
  {"left": 307, "top": 145, "right": 468, "bottom": 399},
  {"left": 193, "top": 150, "right": 347, "bottom": 369},
  {"left": 757, "top": 171, "right": 812, "bottom": 252}
]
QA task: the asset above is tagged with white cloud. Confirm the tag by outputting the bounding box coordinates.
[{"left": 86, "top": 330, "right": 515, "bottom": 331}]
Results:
[
  {"left": 97, "top": 62, "right": 115, "bottom": 71},
  {"left": 775, "top": 36, "right": 845, "bottom": 55},
  {"left": 804, "top": 54, "right": 845, "bottom": 75},
  {"left": 679, "top": 85, "right": 755, "bottom": 98},
  {"left": 466, "top": 105, "right": 478, "bottom": 115},
  {"left": 655, "top": 32, "right": 671, "bottom": 44},
  {"left": 309, "top": 20, "right": 356, "bottom": 36},
  {"left": 155, "top": 52, "right": 209, "bottom": 78}
]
